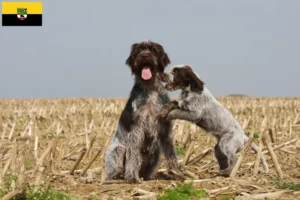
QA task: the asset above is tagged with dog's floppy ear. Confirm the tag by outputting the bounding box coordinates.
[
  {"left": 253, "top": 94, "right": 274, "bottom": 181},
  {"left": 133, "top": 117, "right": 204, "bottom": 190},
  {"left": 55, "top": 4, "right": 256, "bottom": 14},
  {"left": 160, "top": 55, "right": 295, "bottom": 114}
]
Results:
[
  {"left": 163, "top": 52, "right": 170, "bottom": 66},
  {"left": 154, "top": 42, "right": 170, "bottom": 71},
  {"left": 184, "top": 65, "right": 204, "bottom": 91},
  {"left": 125, "top": 43, "right": 139, "bottom": 74},
  {"left": 125, "top": 43, "right": 138, "bottom": 67},
  {"left": 158, "top": 52, "right": 170, "bottom": 72}
]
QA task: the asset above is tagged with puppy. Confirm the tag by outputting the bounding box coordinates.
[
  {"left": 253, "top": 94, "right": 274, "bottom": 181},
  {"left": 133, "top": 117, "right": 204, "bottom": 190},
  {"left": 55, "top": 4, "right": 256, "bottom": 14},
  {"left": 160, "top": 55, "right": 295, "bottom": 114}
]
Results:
[
  {"left": 104, "top": 41, "right": 183, "bottom": 184},
  {"left": 159, "top": 65, "right": 269, "bottom": 176}
]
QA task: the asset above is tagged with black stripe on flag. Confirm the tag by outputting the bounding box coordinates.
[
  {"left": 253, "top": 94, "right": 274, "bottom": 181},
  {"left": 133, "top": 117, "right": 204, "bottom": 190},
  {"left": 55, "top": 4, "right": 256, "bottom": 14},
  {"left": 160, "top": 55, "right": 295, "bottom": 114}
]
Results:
[{"left": 2, "top": 14, "right": 42, "bottom": 26}]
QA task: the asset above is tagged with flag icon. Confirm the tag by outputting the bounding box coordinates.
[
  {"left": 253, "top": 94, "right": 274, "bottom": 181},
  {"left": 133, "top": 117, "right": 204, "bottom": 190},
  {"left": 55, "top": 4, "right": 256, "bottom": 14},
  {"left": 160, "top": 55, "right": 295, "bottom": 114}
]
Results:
[{"left": 2, "top": 2, "right": 42, "bottom": 26}]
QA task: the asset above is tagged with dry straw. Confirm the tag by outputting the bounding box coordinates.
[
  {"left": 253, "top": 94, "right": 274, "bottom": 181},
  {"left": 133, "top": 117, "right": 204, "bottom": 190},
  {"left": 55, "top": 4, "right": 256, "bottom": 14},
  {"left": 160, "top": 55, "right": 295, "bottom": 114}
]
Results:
[{"left": 0, "top": 97, "right": 298, "bottom": 199}]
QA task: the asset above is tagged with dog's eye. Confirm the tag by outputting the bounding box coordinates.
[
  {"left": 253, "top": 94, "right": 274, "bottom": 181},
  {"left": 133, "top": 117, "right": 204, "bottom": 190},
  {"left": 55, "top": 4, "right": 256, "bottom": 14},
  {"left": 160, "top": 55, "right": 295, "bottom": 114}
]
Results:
[{"left": 151, "top": 48, "right": 159, "bottom": 55}]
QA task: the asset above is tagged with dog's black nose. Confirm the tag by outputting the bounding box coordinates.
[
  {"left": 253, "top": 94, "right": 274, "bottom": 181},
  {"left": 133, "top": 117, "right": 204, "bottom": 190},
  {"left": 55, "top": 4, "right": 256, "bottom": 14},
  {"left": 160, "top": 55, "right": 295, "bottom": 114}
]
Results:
[{"left": 141, "top": 54, "right": 150, "bottom": 59}]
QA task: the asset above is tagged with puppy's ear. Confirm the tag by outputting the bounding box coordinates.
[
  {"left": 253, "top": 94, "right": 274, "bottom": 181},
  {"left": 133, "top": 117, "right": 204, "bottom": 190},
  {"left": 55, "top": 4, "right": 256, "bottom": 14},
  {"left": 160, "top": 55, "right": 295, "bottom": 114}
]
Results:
[
  {"left": 184, "top": 66, "right": 204, "bottom": 91},
  {"left": 125, "top": 43, "right": 138, "bottom": 72}
]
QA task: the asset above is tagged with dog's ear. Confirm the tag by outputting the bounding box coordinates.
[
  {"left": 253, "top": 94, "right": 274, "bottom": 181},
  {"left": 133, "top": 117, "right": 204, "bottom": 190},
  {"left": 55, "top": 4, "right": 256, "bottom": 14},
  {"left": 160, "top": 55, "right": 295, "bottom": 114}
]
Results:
[
  {"left": 184, "top": 66, "right": 204, "bottom": 91},
  {"left": 163, "top": 52, "right": 170, "bottom": 67},
  {"left": 125, "top": 43, "right": 139, "bottom": 73},
  {"left": 125, "top": 43, "right": 138, "bottom": 66},
  {"left": 158, "top": 52, "right": 170, "bottom": 72},
  {"left": 154, "top": 42, "right": 170, "bottom": 71}
]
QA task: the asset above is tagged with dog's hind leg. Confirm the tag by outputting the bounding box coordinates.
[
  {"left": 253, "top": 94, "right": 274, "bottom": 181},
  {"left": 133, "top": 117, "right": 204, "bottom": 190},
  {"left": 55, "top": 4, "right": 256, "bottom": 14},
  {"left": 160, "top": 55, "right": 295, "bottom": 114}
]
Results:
[
  {"left": 105, "top": 142, "right": 126, "bottom": 180},
  {"left": 124, "top": 135, "right": 144, "bottom": 184},
  {"left": 217, "top": 133, "right": 243, "bottom": 177}
]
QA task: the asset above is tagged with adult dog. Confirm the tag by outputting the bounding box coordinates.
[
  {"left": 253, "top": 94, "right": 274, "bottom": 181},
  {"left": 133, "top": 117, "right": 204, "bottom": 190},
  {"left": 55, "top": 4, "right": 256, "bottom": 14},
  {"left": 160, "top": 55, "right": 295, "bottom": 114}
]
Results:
[
  {"left": 105, "top": 41, "right": 182, "bottom": 183},
  {"left": 159, "top": 65, "right": 269, "bottom": 176}
]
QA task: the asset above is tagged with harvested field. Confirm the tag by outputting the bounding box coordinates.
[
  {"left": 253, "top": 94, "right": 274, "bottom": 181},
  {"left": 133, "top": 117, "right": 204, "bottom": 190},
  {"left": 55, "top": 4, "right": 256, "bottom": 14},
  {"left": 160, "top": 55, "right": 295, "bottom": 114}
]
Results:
[{"left": 0, "top": 97, "right": 300, "bottom": 199}]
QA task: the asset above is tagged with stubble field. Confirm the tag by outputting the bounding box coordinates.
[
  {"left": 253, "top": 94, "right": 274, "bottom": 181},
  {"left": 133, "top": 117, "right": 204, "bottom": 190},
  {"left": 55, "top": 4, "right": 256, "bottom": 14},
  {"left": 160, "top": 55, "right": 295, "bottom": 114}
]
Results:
[{"left": 0, "top": 97, "right": 299, "bottom": 200}]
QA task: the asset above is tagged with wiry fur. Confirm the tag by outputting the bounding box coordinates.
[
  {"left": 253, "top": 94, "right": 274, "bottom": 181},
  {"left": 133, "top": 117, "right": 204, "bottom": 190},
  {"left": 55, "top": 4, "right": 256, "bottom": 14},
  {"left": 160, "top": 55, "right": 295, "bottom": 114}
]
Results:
[
  {"left": 159, "top": 65, "right": 269, "bottom": 176},
  {"left": 105, "top": 41, "right": 182, "bottom": 184}
]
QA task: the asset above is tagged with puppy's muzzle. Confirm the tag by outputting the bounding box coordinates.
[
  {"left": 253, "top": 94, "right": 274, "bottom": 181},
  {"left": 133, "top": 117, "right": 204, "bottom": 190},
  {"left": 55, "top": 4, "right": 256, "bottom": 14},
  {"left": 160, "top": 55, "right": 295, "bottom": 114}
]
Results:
[{"left": 161, "top": 73, "right": 174, "bottom": 83}]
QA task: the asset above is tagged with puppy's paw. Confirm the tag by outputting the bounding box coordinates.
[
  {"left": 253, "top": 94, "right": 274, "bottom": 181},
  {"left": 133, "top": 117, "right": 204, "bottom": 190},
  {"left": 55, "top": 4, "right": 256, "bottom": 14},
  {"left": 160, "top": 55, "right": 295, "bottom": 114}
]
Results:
[
  {"left": 170, "top": 100, "right": 179, "bottom": 107},
  {"left": 158, "top": 101, "right": 179, "bottom": 119},
  {"left": 159, "top": 107, "right": 171, "bottom": 118}
]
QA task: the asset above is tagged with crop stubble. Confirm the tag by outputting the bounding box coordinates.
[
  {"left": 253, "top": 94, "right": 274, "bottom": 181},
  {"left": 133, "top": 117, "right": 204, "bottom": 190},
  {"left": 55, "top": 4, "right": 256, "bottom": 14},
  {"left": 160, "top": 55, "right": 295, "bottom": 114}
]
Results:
[{"left": 0, "top": 97, "right": 299, "bottom": 199}]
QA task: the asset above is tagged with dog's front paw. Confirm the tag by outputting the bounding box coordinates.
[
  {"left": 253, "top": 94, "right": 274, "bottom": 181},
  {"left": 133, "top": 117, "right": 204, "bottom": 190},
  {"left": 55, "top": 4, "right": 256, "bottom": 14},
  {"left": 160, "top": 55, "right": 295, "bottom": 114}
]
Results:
[{"left": 125, "top": 176, "right": 142, "bottom": 184}]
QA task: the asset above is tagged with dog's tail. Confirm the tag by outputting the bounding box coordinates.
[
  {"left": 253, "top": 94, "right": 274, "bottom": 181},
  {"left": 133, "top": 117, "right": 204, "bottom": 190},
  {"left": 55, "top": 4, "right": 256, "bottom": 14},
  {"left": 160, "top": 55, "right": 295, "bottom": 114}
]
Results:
[{"left": 244, "top": 135, "right": 269, "bottom": 173}]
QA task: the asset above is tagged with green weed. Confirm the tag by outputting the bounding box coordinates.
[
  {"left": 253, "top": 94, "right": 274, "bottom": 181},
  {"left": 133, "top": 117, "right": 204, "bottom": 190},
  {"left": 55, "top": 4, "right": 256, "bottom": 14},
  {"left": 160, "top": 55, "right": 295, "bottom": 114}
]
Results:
[
  {"left": 26, "top": 160, "right": 33, "bottom": 170},
  {"left": 273, "top": 178, "right": 280, "bottom": 185},
  {"left": 176, "top": 146, "right": 186, "bottom": 156},
  {"left": 0, "top": 184, "right": 78, "bottom": 200},
  {"left": 217, "top": 194, "right": 234, "bottom": 200},
  {"left": 158, "top": 181, "right": 206, "bottom": 200},
  {"left": 281, "top": 183, "right": 300, "bottom": 191},
  {"left": 0, "top": 174, "right": 19, "bottom": 196},
  {"left": 253, "top": 133, "right": 260, "bottom": 140},
  {"left": 273, "top": 178, "right": 300, "bottom": 191}
]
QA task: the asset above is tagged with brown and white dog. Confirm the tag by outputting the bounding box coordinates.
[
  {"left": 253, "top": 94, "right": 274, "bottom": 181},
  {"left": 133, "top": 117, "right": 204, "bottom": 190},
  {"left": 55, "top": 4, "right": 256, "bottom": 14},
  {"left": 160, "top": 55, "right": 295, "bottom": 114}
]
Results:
[
  {"left": 105, "top": 41, "right": 183, "bottom": 183},
  {"left": 159, "top": 65, "right": 269, "bottom": 176}
]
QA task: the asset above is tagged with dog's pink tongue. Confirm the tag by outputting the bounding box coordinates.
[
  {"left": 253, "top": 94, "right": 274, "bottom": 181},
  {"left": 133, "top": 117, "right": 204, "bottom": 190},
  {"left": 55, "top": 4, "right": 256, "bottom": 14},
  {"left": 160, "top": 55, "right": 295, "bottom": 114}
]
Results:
[{"left": 141, "top": 68, "right": 152, "bottom": 80}]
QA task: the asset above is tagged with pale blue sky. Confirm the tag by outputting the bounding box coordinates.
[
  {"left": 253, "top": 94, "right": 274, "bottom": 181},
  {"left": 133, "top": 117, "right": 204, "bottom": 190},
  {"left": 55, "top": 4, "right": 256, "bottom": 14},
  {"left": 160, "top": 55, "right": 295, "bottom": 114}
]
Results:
[{"left": 0, "top": 0, "right": 299, "bottom": 98}]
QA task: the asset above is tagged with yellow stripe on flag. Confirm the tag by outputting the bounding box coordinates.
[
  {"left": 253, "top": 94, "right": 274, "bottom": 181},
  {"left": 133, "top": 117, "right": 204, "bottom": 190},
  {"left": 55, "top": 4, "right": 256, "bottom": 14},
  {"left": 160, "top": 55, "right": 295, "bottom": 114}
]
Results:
[{"left": 2, "top": 2, "right": 42, "bottom": 14}]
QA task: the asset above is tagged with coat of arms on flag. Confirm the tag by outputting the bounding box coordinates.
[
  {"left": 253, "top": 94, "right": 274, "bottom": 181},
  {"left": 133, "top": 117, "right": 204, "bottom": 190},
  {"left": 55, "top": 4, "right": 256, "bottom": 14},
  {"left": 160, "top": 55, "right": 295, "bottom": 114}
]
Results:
[{"left": 17, "top": 8, "right": 27, "bottom": 20}]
